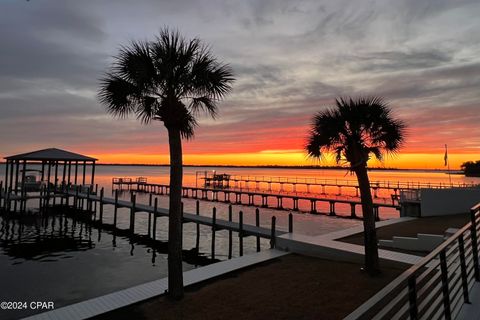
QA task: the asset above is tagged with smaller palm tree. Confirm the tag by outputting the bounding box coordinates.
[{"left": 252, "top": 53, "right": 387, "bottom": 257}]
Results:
[{"left": 306, "top": 97, "right": 406, "bottom": 275}]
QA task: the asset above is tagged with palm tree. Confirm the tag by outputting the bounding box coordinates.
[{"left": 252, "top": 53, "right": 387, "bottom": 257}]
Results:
[
  {"left": 306, "top": 97, "right": 405, "bottom": 275},
  {"left": 98, "top": 28, "right": 234, "bottom": 299}
]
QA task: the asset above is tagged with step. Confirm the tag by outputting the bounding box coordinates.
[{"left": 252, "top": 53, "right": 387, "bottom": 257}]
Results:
[{"left": 379, "top": 234, "right": 444, "bottom": 252}]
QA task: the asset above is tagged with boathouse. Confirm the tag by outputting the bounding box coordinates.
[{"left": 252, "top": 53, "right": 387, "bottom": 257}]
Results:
[{"left": 2, "top": 148, "right": 97, "bottom": 212}]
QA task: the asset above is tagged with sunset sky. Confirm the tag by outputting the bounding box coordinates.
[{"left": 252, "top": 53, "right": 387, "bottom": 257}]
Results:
[{"left": 1, "top": 0, "right": 479, "bottom": 169}]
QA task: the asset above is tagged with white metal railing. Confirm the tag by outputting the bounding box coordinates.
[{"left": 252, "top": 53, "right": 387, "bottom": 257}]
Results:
[{"left": 345, "top": 203, "right": 480, "bottom": 320}]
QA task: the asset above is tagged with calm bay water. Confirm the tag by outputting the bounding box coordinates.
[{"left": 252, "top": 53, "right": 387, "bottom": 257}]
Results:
[{"left": 0, "top": 164, "right": 479, "bottom": 319}]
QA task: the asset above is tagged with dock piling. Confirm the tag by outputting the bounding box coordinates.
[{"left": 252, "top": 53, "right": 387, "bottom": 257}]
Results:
[
  {"left": 228, "top": 205, "right": 233, "bottom": 259},
  {"left": 255, "top": 208, "right": 260, "bottom": 252},
  {"left": 350, "top": 203, "right": 357, "bottom": 219},
  {"left": 374, "top": 205, "right": 380, "bottom": 221},
  {"left": 329, "top": 201, "right": 336, "bottom": 216},
  {"left": 195, "top": 200, "right": 200, "bottom": 250},
  {"left": 239, "top": 210, "right": 244, "bottom": 257},
  {"left": 113, "top": 190, "right": 118, "bottom": 227},
  {"left": 99, "top": 187, "right": 104, "bottom": 223},
  {"left": 211, "top": 207, "right": 216, "bottom": 260},
  {"left": 130, "top": 193, "right": 136, "bottom": 233},
  {"left": 86, "top": 187, "right": 91, "bottom": 212},
  {"left": 288, "top": 212, "right": 293, "bottom": 233},
  {"left": 153, "top": 198, "right": 158, "bottom": 241},
  {"left": 310, "top": 200, "right": 317, "bottom": 214},
  {"left": 270, "top": 216, "right": 276, "bottom": 248},
  {"left": 74, "top": 186, "right": 79, "bottom": 210}
]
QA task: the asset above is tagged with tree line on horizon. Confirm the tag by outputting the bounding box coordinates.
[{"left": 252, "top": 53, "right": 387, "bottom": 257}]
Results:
[
  {"left": 98, "top": 28, "right": 406, "bottom": 299},
  {"left": 461, "top": 160, "right": 480, "bottom": 177}
]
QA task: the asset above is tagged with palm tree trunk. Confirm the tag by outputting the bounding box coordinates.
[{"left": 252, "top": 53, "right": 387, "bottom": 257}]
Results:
[
  {"left": 167, "top": 128, "right": 184, "bottom": 299},
  {"left": 354, "top": 164, "right": 380, "bottom": 275}
]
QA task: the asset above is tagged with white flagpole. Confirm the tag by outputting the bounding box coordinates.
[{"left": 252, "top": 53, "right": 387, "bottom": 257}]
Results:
[{"left": 445, "top": 144, "right": 452, "bottom": 185}]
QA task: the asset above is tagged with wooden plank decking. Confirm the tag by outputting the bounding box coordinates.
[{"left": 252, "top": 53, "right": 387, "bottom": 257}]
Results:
[
  {"left": 116, "top": 181, "right": 400, "bottom": 208},
  {"left": 66, "top": 190, "right": 286, "bottom": 239}
]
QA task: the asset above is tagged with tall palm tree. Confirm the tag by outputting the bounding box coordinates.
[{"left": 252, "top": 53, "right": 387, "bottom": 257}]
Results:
[
  {"left": 98, "top": 28, "right": 234, "bottom": 299},
  {"left": 306, "top": 97, "right": 405, "bottom": 275}
]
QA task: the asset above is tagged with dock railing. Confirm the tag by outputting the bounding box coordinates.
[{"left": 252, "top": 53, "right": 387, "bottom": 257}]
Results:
[
  {"left": 112, "top": 177, "right": 132, "bottom": 184},
  {"left": 345, "top": 202, "right": 480, "bottom": 320},
  {"left": 201, "top": 174, "right": 478, "bottom": 190}
]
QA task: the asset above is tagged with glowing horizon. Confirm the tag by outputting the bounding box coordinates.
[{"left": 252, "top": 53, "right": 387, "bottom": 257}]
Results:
[{"left": 88, "top": 151, "right": 479, "bottom": 170}]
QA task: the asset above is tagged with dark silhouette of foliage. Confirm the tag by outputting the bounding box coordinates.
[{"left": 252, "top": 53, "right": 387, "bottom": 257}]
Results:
[
  {"left": 98, "top": 28, "right": 234, "bottom": 299},
  {"left": 306, "top": 97, "right": 406, "bottom": 275},
  {"left": 461, "top": 160, "right": 480, "bottom": 177}
]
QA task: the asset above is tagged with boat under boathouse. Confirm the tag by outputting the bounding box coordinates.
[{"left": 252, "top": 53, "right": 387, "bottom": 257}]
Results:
[{"left": 1, "top": 148, "right": 97, "bottom": 212}]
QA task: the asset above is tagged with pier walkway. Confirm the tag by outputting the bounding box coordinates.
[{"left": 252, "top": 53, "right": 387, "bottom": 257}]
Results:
[
  {"left": 64, "top": 189, "right": 287, "bottom": 240},
  {"left": 199, "top": 172, "right": 476, "bottom": 194},
  {"left": 112, "top": 179, "right": 400, "bottom": 219}
]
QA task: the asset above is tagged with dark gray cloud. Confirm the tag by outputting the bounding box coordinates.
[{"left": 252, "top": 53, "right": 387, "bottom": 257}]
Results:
[
  {"left": 1, "top": 0, "right": 479, "bottom": 159},
  {"left": 348, "top": 50, "right": 453, "bottom": 72},
  {"left": 0, "top": 1, "right": 108, "bottom": 83}
]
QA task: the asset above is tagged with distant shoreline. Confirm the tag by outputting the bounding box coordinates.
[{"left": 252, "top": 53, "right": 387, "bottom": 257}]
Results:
[
  {"left": 90, "top": 163, "right": 461, "bottom": 173},
  {"left": 0, "top": 162, "right": 462, "bottom": 173}
]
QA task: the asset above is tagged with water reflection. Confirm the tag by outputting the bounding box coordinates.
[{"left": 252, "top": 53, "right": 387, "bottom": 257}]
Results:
[
  {"left": 0, "top": 207, "right": 215, "bottom": 267},
  {"left": 0, "top": 213, "right": 94, "bottom": 263}
]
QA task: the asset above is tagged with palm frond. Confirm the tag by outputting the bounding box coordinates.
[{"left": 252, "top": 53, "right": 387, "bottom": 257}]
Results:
[
  {"left": 179, "top": 111, "right": 197, "bottom": 140},
  {"left": 189, "top": 47, "right": 234, "bottom": 99},
  {"left": 114, "top": 41, "right": 156, "bottom": 91},
  {"left": 136, "top": 96, "right": 159, "bottom": 124},
  {"left": 366, "top": 146, "right": 383, "bottom": 161},
  {"left": 189, "top": 96, "right": 218, "bottom": 118},
  {"left": 306, "top": 96, "right": 406, "bottom": 167},
  {"left": 306, "top": 132, "right": 324, "bottom": 159},
  {"left": 98, "top": 75, "right": 139, "bottom": 118}
]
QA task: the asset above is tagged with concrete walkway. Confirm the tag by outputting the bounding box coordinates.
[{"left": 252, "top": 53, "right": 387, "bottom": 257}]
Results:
[
  {"left": 23, "top": 249, "right": 288, "bottom": 320},
  {"left": 457, "top": 282, "right": 480, "bottom": 320}
]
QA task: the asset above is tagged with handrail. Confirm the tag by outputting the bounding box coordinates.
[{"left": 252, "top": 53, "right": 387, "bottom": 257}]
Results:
[
  {"left": 471, "top": 202, "right": 480, "bottom": 212},
  {"left": 200, "top": 174, "right": 478, "bottom": 190},
  {"left": 345, "top": 202, "right": 480, "bottom": 320}
]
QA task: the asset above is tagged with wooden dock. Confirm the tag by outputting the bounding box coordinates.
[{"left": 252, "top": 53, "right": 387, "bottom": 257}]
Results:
[
  {"left": 112, "top": 179, "right": 400, "bottom": 219},
  {"left": 66, "top": 189, "right": 285, "bottom": 239},
  {"left": 197, "top": 172, "right": 476, "bottom": 195},
  {"left": 0, "top": 181, "right": 71, "bottom": 213},
  {"left": 60, "top": 187, "right": 288, "bottom": 261}
]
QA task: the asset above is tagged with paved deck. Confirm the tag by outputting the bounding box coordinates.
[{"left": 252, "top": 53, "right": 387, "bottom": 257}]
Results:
[
  {"left": 315, "top": 217, "right": 417, "bottom": 240},
  {"left": 277, "top": 217, "right": 422, "bottom": 265},
  {"left": 23, "top": 249, "right": 289, "bottom": 320},
  {"left": 457, "top": 281, "right": 480, "bottom": 320}
]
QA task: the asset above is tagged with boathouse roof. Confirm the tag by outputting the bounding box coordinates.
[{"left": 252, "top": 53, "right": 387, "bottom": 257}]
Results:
[{"left": 4, "top": 148, "right": 97, "bottom": 161}]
